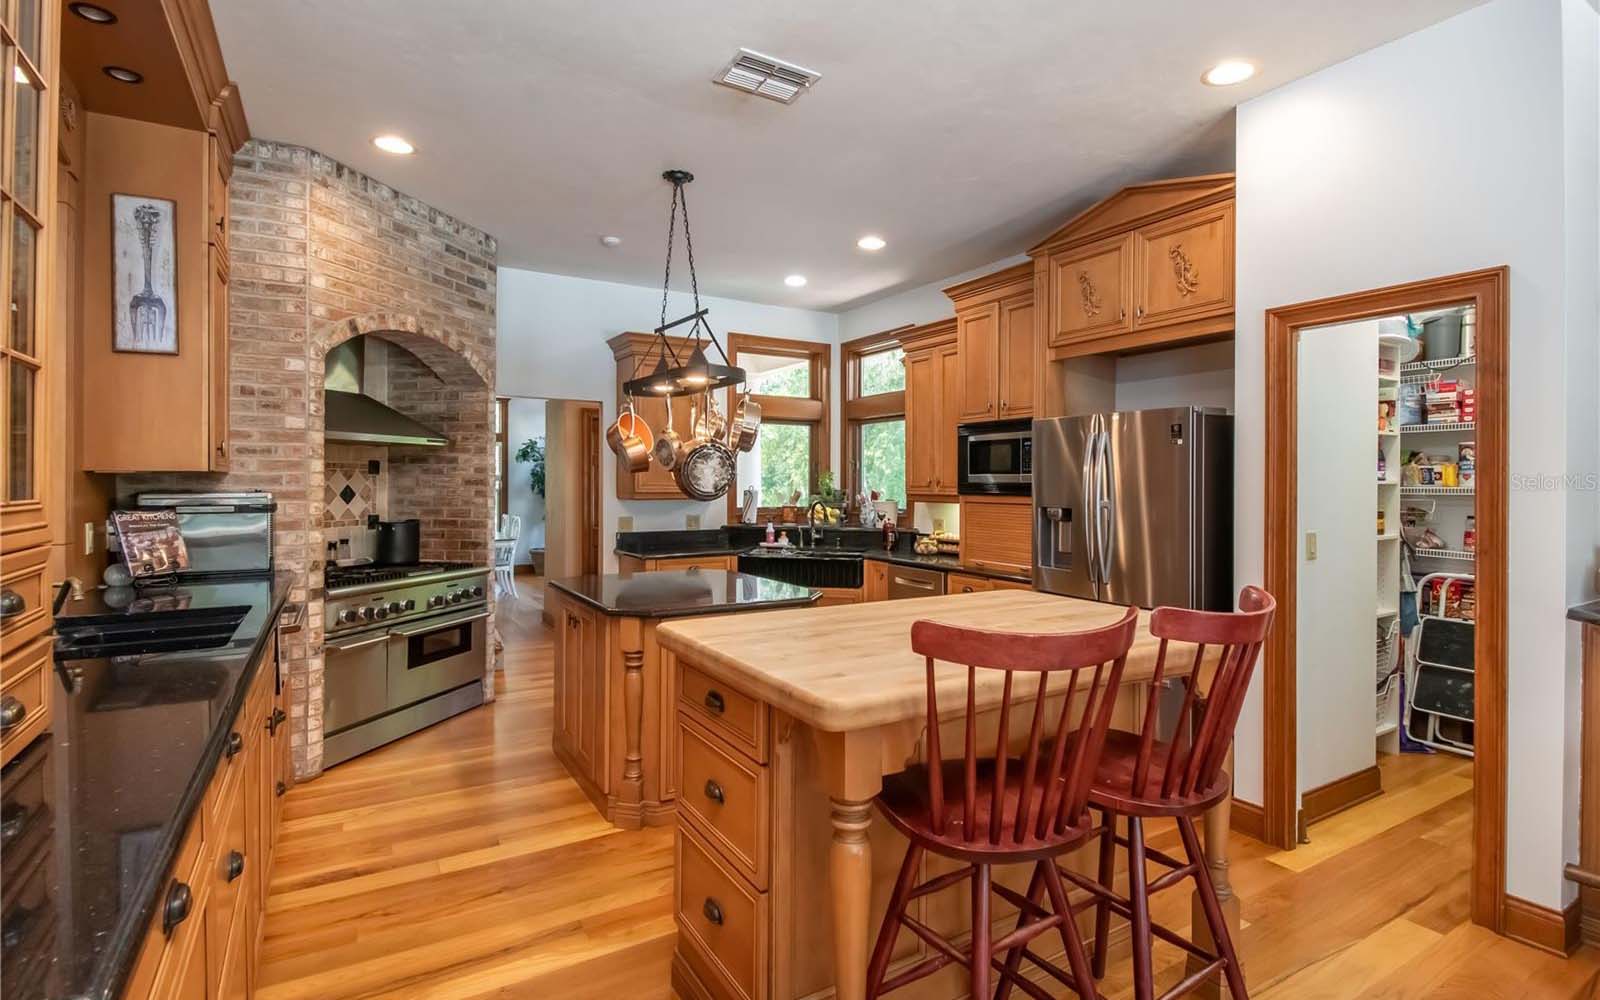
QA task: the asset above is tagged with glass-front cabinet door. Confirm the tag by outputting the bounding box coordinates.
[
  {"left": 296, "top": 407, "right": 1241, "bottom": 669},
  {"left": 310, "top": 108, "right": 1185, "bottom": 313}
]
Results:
[{"left": 0, "top": 0, "right": 52, "bottom": 555}]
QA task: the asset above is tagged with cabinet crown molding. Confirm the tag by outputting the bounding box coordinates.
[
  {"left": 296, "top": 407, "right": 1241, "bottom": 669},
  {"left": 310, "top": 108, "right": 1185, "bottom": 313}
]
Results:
[
  {"left": 942, "top": 261, "right": 1034, "bottom": 307},
  {"left": 896, "top": 317, "right": 957, "bottom": 352},
  {"left": 1027, "top": 172, "right": 1235, "bottom": 257}
]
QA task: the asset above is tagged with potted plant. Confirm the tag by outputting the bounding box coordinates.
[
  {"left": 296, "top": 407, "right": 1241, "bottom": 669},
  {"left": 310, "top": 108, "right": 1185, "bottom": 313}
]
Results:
[{"left": 515, "top": 437, "right": 546, "bottom": 498}]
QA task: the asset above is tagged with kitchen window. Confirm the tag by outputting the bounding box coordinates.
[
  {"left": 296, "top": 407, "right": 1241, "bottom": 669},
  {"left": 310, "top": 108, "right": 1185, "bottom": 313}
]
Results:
[
  {"left": 843, "top": 330, "right": 909, "bottom": 512},
  {"left": 725, "top": 334, "right": 831, "bottom": 521}
]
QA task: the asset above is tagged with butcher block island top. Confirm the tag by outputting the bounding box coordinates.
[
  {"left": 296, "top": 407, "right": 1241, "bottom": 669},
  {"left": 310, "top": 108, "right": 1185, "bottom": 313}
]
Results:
[{"left": 656, "top": 588, "right": 1166, "bottom": 731}]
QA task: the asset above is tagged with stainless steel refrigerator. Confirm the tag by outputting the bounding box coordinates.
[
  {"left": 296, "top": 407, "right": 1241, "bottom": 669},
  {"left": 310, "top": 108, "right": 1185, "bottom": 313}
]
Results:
[{"left": 1033, "top": 407, "right": 1232, "bottom": 610}]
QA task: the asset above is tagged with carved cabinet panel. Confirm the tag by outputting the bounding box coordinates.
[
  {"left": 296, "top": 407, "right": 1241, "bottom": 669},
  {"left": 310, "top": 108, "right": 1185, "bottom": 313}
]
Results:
[
  {"left": 1133, "top": 201, "right": 1234, "bottom": 330},
  {"left": 1046, "top": 233, "right": 1132, "bottom": 349}
]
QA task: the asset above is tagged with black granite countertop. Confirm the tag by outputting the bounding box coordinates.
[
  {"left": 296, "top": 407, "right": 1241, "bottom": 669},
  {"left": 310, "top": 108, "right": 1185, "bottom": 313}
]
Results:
[
  {"left": 1569, "top": 600, "right": 1600, "bottom": 626},
  {"left": 549, "top": 570, "right": 819, "bottom": 618},
  {"left": 4, "top": 573, "right": 293, "bottom": 1000},
  {"left": 613, "top": 527, "right": 1033, "bottom": 586}
]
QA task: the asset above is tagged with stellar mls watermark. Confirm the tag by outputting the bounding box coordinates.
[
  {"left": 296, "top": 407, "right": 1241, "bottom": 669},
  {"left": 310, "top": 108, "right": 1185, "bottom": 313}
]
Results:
[{"left": 1511, "top": 473, "right": 1600, "bottom": 493}]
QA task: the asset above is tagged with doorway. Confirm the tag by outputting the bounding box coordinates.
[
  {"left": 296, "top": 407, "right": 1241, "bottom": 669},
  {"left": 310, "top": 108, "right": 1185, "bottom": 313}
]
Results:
[
  {"left": 1262, "top": 268, "right": 1507, "bottom": 932},
  {"left": 496, "top": 395, "right": 602, "bottom": 624}
]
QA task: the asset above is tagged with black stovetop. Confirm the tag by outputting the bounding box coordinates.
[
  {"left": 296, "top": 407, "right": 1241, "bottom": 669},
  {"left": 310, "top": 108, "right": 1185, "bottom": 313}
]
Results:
[{"left": 324, "top": 561, "right": 475, "bottom": 590}]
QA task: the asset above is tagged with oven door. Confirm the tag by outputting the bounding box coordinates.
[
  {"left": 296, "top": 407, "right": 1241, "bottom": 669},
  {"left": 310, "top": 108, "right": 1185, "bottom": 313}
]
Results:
[
  {"left": 324, "top": 628, "right": 390, "bottom": 735},
  {"left": 385, "top": 608, "right": 489, "bottom": 711},
  {"left": 959, "top": 423, "right": 1032, "bottom": 495}
]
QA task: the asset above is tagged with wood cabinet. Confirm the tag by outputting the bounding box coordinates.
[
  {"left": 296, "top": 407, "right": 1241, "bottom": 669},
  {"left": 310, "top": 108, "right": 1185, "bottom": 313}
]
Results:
[
  {"left": 959, "top": 496, "right": 1034, "bottom": 577},
  {"left": 125, "top": 640, "right": 281, "bottom": 1000},
  {"left": 945, "top": 263, "right": 1035, "bottom": 424},
  {"left": 863, "top": 560, "right": 889, "bottom": 602},
  {"left": 619, "top": 553, "right": 737, "bottom": 574},
  {"left": 554, "top": 598, "right": 604, "bottom": 781},
  {"left": 901, "top": 320, "right": 959, "bottom": 498},
  {"left": 1030, "top": 174, "right": 1234, "bottom": 360}
]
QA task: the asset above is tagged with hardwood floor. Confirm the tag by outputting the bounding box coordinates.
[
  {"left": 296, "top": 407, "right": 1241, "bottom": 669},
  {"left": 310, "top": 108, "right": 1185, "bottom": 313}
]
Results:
[{"left": 258, "top": 600, "right": 1600, "bottom": 999}]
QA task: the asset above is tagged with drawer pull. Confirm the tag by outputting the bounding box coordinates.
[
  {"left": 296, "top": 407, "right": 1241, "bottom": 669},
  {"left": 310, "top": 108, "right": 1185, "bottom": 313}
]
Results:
[
  {"left": 0, "top": 802, "right": 28, "bottom": 843},
  {"left": 702, "top": 897, "right": 724, "bottom": 926},
  {"left": 703, "top": 779, "right": 725, "bottom": 805},
  {"left": 0, "top": 589, "right": 23, "bottom": 619},
  {"left": 226, "top": 851, "right": 245, "bottom": 882},
  {"left": 2, "top": 905, "right": 33, "bottom": 949},
  {"left": 162, "top": 880, "right": 193, "bottom": 936},
  {"left": 0, "top": 696, "right": 25, "bottom": 733},
  {"left": 703, "top": 690, "right": 725, "bottom": 715},
  {"left": 266, "top": 707, "right": 287, "bottom": 735},
  {"left": 225, "top": 731, "right": 244, "bottom": 759},
  {"left": 276, "top": 781, "right": 287, "bottom": 797}
]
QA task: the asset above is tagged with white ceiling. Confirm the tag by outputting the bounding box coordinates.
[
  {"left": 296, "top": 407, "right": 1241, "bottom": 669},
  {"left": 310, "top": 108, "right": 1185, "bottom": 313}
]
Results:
[{"left": 211, "top": 0, "right": 1482, "bottom": 312}]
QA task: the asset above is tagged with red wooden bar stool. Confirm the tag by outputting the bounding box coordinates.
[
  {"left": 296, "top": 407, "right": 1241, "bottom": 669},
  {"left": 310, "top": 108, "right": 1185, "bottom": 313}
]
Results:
[
  {"left": 1059, "top": 586, "right": 1275, "bottom": 1000},
  {"left": 864, "top": 607, "right": 1140, "bottom": 1000}
]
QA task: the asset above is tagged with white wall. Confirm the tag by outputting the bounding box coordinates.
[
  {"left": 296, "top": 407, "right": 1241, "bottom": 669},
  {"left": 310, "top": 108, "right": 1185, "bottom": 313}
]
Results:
[
  {"left": 1113, "top": 341, "right": 1235, "bottom": 413},
  {"left": 496, "top": 268, "right": 839, "bottom": 570},
  {"left": 504, "top": 397, "right": 546, "bottom": 561},
  {"left": 1295, "top": 321, "right": 1379, "bottom": 797},
  {"left": 1233, "top": 0, "right": 1599, "bottom": 909},
  {"left": 836, "top": 255, "right": 1031, "bottom": 341}
]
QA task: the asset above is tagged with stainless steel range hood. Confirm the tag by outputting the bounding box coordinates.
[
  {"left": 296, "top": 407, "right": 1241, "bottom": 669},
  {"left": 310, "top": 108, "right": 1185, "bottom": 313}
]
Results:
[{"left": 324, "top": 339, "right": 449, "bottom": 447}]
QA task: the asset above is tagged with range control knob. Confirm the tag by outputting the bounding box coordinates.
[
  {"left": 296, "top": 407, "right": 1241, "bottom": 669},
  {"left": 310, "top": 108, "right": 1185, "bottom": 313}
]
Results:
[
  {"left": 374, "top": 605, "right": 389, "bottom": 620},
  {"left": 403, "top": 598, "right": 417, "bottom": 611},
  {"left": 358, "top": 606, "right": 376, "bottom": 622},
  {"left": 470, "top": 586, "right": 484, "bottom": 598},
  {"left": 337, "top": 608, "right": 360, "bottom": 625},
  {"left": 448, "top": 591, "right": 464, "bottom": 605},
  {"left": 387, "top": 601, "right": 405, "bottom": 616},
  {"left": 429, "top": 595, "right": 447, "bottom": 609}
]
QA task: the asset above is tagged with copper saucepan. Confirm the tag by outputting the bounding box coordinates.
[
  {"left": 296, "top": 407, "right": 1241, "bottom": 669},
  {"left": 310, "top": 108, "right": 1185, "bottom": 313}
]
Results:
[
  {"left": 653, "top": 394, "right": 685, "bottom": 471},
  {"left": 606, "top": 396, "right": 653, "bottom": 473}
]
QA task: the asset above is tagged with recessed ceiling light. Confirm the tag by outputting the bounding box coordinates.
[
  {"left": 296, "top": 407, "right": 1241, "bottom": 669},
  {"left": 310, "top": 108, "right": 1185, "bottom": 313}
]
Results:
[
  {"left": 856, "top": 235, "right": 886, "bottom": 251},
  {"left": 372, "top": 134, "right": 415, "bottom": 155},
  {"left": 784, "top": 274, "right": 807, "bottom": 288},
  {"left": 102, "top": 66, "right": 142, "bottom": 84},
  {"left": 69, "top": 2, "right": 117, "bottom": 23},
  {"left": 599, "top": 235, "right": 622, "bottom": 248},
  {"left": 1202, "top": 60, "right": 1256, "bottom": 87}
]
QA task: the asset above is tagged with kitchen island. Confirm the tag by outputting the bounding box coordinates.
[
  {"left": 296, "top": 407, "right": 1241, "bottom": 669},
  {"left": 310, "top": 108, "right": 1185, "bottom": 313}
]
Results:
[
  {"left": 547, "top": 570, "right": 820, "bottom": 829},
  {"left": 656, "top": 589, "right": 1240, "bottom": 1000}
]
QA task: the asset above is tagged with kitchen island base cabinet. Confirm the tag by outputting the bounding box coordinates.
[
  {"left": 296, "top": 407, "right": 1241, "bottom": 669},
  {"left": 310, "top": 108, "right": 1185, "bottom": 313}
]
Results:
[{"left": 662, "top": 592, "right": 1240, "bottom": 1000}]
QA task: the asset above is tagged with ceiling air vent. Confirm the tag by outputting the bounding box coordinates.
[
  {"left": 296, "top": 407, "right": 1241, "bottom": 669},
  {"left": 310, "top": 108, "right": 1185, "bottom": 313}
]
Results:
[{"left": 714, "top": 48, "right": 820, "bottom": 105}]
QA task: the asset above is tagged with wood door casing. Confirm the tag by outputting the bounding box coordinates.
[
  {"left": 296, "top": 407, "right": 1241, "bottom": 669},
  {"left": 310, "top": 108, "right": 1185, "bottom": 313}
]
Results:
[
  {"left": 581, "top": 405, "right": 601, "bottom": 576},
  {"left": 955, "top": 303, "right": 1000, "bottom": 422},
  {"left": 1134, "top": 201, "right": 1234, "bottom": 329},
  {"left": 1048, "top": 233, "right": 1132, "bottom": 347}
]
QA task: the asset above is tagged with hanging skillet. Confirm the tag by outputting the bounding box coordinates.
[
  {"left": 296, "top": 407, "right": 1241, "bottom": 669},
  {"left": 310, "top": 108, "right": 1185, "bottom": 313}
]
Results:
[{"left": 674, "top": 438, "right": 736, "bottom": 502}]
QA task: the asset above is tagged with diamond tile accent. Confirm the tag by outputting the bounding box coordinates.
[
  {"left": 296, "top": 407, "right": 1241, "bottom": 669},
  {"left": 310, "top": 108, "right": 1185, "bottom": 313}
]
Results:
[{"left": 339, "top": 484, "right": 357, "bottom": 505}]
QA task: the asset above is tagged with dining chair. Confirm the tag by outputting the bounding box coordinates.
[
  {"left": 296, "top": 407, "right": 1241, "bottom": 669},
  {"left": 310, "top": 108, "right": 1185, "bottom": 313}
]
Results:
[
  {"left": 1051, "top": 586, "right": 1275, "bottom": 1000},
  {"left": 865, "top": 607, "right": 1140, "bottom": 1000},
  {"left": 493, "top": 514, "right": 522, "bottom": 599}
]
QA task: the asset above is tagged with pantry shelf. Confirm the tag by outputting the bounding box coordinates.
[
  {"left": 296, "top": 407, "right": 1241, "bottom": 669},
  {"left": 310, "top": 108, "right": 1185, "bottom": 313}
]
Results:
[
  {"left": 1376, "top": 533, "right": 1399, "bottom": 542},
  {"left": 1402, "top": 421, "right": 1475, "bottom": 434},
  {"left": 1402, "top": 485, "right": 1475, "bottom": 498},
  {"left": 1401, "top": 355, "right": 1476, "bottom": 381},
  {"left": 1412, "top": 548, "right": 1476, "bottom": 562}
]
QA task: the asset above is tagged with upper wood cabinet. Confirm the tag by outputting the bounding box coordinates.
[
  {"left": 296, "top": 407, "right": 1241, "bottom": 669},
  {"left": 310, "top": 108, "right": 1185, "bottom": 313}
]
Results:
[
  {"left": 1030, "top": 174, "right": 1234, "bottom": 359},
  {"left": 901, "top": 319, "right": 959, "bottom": 498},
  {"left": 944, "top": 262, "right": 1035, "bottom": 424}
]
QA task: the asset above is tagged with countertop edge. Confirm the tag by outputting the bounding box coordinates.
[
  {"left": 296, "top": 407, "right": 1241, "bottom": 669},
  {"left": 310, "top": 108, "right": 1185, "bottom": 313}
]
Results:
[
  {"left": 1569, "top": 600, "right": 1600, "bottom": 626},
  {"left": 549, "top": 575, "right": 822, "bottom": 618},
  {"left": 84, "top": 581, "right": 292, "bottom": 1000},
  {"left": 613, "top": 545, "right": 1034, "bottom": 585}
]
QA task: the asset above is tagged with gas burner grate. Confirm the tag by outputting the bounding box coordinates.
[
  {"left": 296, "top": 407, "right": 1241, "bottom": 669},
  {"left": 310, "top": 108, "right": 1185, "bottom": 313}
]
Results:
[{"left": 325, "top": 561, "right": 476, "bottom": 591}]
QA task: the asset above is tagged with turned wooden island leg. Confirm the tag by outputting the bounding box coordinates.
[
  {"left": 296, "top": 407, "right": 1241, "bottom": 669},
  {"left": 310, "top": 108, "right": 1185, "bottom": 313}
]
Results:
[
  {"left": 616, "top": 617, "right": 645, "bottom": 829},
  {"left": 1188, "top": 769, "right": 1241, "bottom": 999},
  {"left": 829, "top": 797, "right": 875, "bottom": 1000}
]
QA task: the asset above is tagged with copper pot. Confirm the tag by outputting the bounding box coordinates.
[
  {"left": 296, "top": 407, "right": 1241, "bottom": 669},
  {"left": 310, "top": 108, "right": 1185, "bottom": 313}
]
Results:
[
  {"left": 606, "top": 398, "right": 653, "bottom": 473},
  {"left": 732, "top": 394, "right": 761, "bottom": 453},
  {"left": 653, "top": 394, "right": 685, "bottom": 471}
]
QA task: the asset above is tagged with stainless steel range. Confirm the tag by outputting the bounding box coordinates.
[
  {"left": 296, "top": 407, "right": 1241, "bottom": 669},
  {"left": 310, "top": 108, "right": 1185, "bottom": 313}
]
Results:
[{"left": 322, "top": 562, "right": 490, "bottom": 767}]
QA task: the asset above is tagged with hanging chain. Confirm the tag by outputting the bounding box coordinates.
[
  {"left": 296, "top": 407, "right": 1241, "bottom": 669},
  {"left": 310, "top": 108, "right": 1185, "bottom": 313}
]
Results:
[
  {"left": 680, "top": 182, "right": 702, "bottom": 319},
  {"left": 658, "top": 182, "right": 679, "bottom": 339}
]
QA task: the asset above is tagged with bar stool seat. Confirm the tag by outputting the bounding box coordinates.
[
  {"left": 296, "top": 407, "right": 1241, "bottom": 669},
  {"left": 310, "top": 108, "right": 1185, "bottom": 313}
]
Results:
[
  {"left": 1088, "top": 730, "right": 1230, "bottom": 817},
  {"left": 878, "top": 754, "right": 1094, "bottom": 863}
]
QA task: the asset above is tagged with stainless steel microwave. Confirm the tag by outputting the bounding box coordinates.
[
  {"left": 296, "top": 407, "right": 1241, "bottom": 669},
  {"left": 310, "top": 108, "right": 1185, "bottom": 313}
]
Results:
[{"left": 957, "top": 418, "right": 1032, "bottom": 495}]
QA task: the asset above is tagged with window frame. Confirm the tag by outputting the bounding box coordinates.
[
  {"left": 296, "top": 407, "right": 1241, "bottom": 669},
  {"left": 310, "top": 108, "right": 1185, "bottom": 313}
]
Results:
[
  {"left": 724, "top": 333, "right": 831, "bottom": 523},
  {"left": 842, "top": 328, "right": 910, "bottom": 513}
]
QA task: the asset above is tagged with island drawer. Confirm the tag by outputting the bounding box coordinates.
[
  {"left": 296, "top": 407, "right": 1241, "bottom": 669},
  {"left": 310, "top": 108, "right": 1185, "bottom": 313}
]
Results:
[
  {"left": 679, "top": 663, "right": 767, "bottom": 763},
  {"left": 678, "top": 714, "right": 770, "bottom": 889},
  {"left": 677, "top": 821, "right": 768, "bottom": 1000},
  {"left": 0, "top": 636, "right": 51, "bottom": 768}
]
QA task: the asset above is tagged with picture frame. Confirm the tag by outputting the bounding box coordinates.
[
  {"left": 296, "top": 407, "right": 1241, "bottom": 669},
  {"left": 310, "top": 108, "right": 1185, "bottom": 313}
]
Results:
[{"left": 111, "top": 193, "right": 178, "bottom": 354}]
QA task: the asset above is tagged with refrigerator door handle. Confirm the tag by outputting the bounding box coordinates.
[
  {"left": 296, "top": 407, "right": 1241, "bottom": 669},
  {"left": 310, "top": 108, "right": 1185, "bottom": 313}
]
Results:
[
  {"left": 1081, "top": 421, "right": 1100, "bottom": 585},
  {"left": 1098, "top": 424, "right": 1116, "bottom": 588}
]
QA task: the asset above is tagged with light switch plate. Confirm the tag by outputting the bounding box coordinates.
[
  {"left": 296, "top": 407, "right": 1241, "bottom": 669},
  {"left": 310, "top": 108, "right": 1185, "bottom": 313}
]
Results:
[
  {"left": 618, "top": 516, "right": 634, "bottom": 532},
  {"left": 1305, "top": 531, "right": 1318, "bottom": 561},
  {"left": 686, "top": 514, "right": 701, "bottom": 530},
  {"left": 83, "top": 521, "right": 95, "bottom": 556}
]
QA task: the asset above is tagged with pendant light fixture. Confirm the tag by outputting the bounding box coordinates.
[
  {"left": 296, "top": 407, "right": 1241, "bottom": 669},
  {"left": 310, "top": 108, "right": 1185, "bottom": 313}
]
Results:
[{"left": 623, "top": 170, "right": 747, "bottom": 398}]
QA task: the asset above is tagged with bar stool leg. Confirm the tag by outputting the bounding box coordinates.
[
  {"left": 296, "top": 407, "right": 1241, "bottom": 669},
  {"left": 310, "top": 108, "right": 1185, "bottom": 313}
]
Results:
[
  {"left": 1092, "top": 809, "right": 1117, "bottom": 978},
  {"left": 992, "top": 863, "right": 1046, "bottom": 1000},
  {"left": 866, "top": 844, "right": 922, "bottom": 999},
  {"left": 1126, "top": 816, "right": 1155, "bottom": 1000},
  {"left": 1179, "top": 816, "right": 1248, "bottom": 1000},
  {"left": 1040, "top": 858, "right": 1098, "bottom": 999},
  {"left": 971, "top": 864, "right": 993, "bottom": 999}
]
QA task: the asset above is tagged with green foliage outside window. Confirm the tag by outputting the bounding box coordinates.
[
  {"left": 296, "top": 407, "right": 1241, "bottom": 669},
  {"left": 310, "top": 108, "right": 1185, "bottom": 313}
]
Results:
[
  {"left": 859, "top": 419, "right": 906, "bottom": 508},
  {"left": 756, "top": 422, "right": 810, "bottom": 507},
  {"left": 860, "top": 348, "right": 905, "bottom": 395}
]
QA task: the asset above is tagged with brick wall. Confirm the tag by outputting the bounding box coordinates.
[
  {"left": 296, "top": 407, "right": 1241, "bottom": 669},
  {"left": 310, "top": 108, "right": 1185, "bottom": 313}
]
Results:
[{"left": 123, "top": 139, "right": 497, "bottom": 779}]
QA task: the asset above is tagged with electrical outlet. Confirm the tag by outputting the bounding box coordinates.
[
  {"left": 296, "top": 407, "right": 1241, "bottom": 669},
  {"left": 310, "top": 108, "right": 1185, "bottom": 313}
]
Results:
[
  {"left": 932, "top": 518, "right": 946, "bottom": 533},
  {"left": 618, "top": 515, "right": 634, "bottom": 532},
  {"left": 83, "top": 521, "right": 95, "bottom": 556},
  {"left": 686, "top": 514, "right": 701, "bottom": 530},
  {"left": 1305, "top": 531, "right": 1318, "bottom": 561}
]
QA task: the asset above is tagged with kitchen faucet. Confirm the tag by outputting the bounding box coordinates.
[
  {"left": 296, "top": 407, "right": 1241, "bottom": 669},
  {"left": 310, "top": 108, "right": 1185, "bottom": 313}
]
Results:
[{"left": 807, "top": 500, "right": 828, "bottom": 548}]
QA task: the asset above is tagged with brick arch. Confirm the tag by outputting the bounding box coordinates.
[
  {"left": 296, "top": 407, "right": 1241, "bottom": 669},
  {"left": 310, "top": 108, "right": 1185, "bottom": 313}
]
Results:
[{"left": 301, "top": 312, "right": 497, "bottom": 778}]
